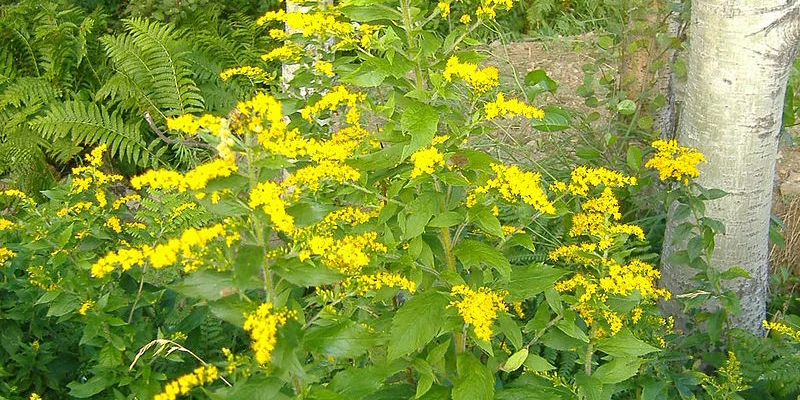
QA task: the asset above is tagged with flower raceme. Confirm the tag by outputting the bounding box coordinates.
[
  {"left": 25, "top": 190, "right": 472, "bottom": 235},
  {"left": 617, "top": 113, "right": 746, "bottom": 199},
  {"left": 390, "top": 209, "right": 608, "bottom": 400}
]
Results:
[
  {"left": 645, "top": 139, "right": 706, "bottom": 184},
  {"left": 484, "top": 92, "right": 544, "bottom": 120},
  {"left": 450, "top": 285, "right": 508, "bottom": 342},
  {"left": 468, "top": 163, "right": 556, "bottom": 214},
  {"left": 243, "top": 303, "right": 296, "bottom": 364},
  {"left": 153, "top": 365, "right": 218, "bottom": 400},
  {"left": 443, "top": 55, "right": 499, "bottom": 95}
]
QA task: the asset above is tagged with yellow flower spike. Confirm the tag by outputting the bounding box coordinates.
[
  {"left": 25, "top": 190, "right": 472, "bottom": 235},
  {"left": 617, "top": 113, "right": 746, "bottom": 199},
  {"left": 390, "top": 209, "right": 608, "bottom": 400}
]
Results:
[
  {"left": 87, "top": 144, "right": 107, "bottom": 167},
  {"left": 348, "top": 272, "right": 417, "bottom": 295},
  {"left": 438, "top": 1, "right": 451, "bottom": 16},
  {"left": 261, "top": 43, "right": 303, "bottom": 62},
  {"left": 460, "top": 14, "right": 471, "bottom": 24},
  {"left": 484, "top": 92, "right": 544, "bottom": 120},
  {"left": 645, "top": 139, "right": 706, "bottom": 183},
  {"left": 443, "top": 55, "right": 499, "bottom": 95},
  {"left": 470, "top": 164, "right": 556, "bottom": 214},
  {"left": 567, "top": 166, "right": 636, "bottom": 196},
  {"left": 0, "top": 218, "right": 14, "bottom": 231},
  {"left": 410, "top": 147, "right": 445, "bottom": 178},
  {"left": 243, "top": 303, "right": 296, "bottom": 364},
  {"left": 249, "top": 181, "right": 295, "bottom": 234},
  {"left": 449, "top": 285, "right": 508, "bottom": 342},
  {"left": 78, "top": 300, "right": 94, "bottom": 315},
  {"left": 314, "top": 60, "right": 335, "bottom": 76},
  {"left": 763, "top": 320, "right": 800, "bottom": 341},
  {"left": 0, "top": 247, "right": 16, "bottom": 264},
  {"left": 219, "top": 65, "right": 270, "bottom": 81},
  {"left": 153, "top": 365, "right": 219, "bottom": 400}
]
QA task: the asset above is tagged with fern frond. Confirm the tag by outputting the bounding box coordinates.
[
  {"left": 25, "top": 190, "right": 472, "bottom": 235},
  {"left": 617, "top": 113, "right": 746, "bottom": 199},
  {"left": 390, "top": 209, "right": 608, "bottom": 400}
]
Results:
[
  {"left": 0, "top": 77, "right": 59, "bottom": 110},
  {"left": 31, "top": 100, "right": 156, "bottom": 166}
]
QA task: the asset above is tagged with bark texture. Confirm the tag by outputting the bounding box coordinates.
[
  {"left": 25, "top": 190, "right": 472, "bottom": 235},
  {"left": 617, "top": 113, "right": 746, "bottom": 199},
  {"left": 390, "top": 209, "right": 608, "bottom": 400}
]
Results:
[{"left": 662, "top": 0, "right": 800, "bottom": 333}]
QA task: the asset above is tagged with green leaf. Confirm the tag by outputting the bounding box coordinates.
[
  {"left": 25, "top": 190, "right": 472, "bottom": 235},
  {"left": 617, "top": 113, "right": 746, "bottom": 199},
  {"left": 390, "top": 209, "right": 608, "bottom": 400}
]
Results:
[
  {"left": 531, "top": 106, "right": 570, "bottom": 132},
  {"left": 626, "top": 146, "right": 642, "bottom": 172},
  {"left": 67, "top": 374, "right": 114, "bottom": 398},
  {"left": 454, "top": 239, "right": 511, "bottom": 280},
  {"left": 233, "top": 245, "right": 265, "bottom": 290},
  {"left": 575, "top": 372, "right": 606, "bottom": 400},
  {"left": 523, "top": 353, "right": 556, "bottom": 372},
  {"left": 700, "top": 188, "right": 727, "bottom": 200},
  {"left": 452, "top": 353, "right": 494, "bottom": 400},
  {"left": 501, "top": 348, "right": 529, "bottom": 372},
  {"left": 508, "top": 264, "right": 566, "bottom": 301},
  {"left": 719, "top": 291, "right": 741, "bottom": 316},
  {"left": 401, "top": 101, "right": 439, "bottom": 158},
  {"left": 272, "top": 258, "right": 344, "bottom": 287},
  {"left": 329, "top": 362, "right": 404, "bottom": 398},
  {"left": 592, "top": 357, "right": 642, "bottom": 384},
  {"left": 428, "top": 211, "right": 464, "bottom": 227},
  {"left": 171, "top": 270, "right": 235, "bottom": 301},
  {"left": 47, "top": 293, "right": 80, "bottom": 317},
  {"left": 524, "top": 69, "right": 558, "bottom": 101},
  {"left": 596, "top": 328, "right": 659, "bottom": 357},
  {"left": 617, "top": 99, "right": 636, "bottom": 115},
  {"left": 720, "top": 266, "right": 750, "bottom": 280},
  {"left": 387, "top": 292, "right": 451, "bottom": 359},
  {"left": 472, "top": 208, "right": 504, "bottom": 238},
  {"left": 305, "top": 320, "right": 379, "bottom": 359},
  {"left": 338, "top": 3, "right": 401, "bottom": 21},
  {"left": 687, "top": 236, "right": 704, "bottom": 261},
  {"left": 497, "top": 313, "right": 523, "bottom": 350},
  {"left": 706, "top": 311, "right": 724, "bottom": 343},
  {"left": 209, "top": 376, "right": 285, "bottom": 400},
  {"left": 556, "top": 319, "right": 589, "bottom": 343}
]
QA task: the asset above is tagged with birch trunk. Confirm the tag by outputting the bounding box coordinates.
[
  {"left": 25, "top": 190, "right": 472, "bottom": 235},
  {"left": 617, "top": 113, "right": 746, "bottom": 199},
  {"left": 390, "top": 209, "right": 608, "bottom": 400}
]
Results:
[{"left": 661, "top": 0, "right": 800, "bottom": 333}]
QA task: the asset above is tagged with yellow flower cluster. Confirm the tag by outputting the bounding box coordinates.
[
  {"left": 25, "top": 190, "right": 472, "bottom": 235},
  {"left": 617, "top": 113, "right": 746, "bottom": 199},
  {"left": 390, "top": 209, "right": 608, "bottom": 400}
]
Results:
[
  {"left": 29, "top": 393, "right": 41, "bottom": 400},
  {"left": 131, "top": 158, "right": 238, "bottom": 193},
  {"left": 56, "top": 201, "right": 93, "bottom": 217},
  {"left": 564, "top": 166, "right": 636, "bottom": 196},
  {"left": 261, "top": 43, "right": 303, "bottom": 62},
  {"left": 645, "top": 139, "right": 705, "bottom": 184},
  {"left": 0, "top": 189, "right": 36, "bottom": 206},
  {"left": 166, "top": 113, "right": 224, "bottom": 136},
  {"left": 460, "top": 14, "right": 471, "bottom": 24},
  {"left": 105, "top": 216, "right": 122, "bottom": 233},
  {"left": 314, "top": 60, "right": 334, "bottom": 76},
  {"left": 474, "top": 0, "right": 517, "bottom": 19},
  {"left": 548, "top": 243, "right": 598, "bottom": 265},
  {"left": 153, "top": 365, "right": 218, "bottom": 400},
  {"left": 243, "top": 303, "right": 296, "bottom": 364},
  {"left": 470, "top": 164, "right": 556, "bottom": 214},
  {"left": 443, "top": 55, "right": 499, "bottom": 95},
  {"left": 69, "top": 149, "right": 123, "bottom": 195},
  {"left": 257, "top": 9, "right": 353, "bottom": 38},
  {"left": 347, "top": 272, "right": 417, "bottom": 295},
  {"left": 763, "top": 320, "right": 800, "bottom": 341},
  {"left": 91, "top": 223, "right": 228, "bottom": 278},
  {"left": 0, "top": 218, "right": 14, "bottom": 231},
  {"left": 438, "top": 1, "right": 450, "bottom": 16},
  {"left": 449, "top": 285, "right": 508, "bottom": 342},
  {"left": 599, "top": 259, "right": 670, "bottom": 300},
  {"left": 301, "top": 85, "right": 364, "bottom": 126},
  {"left": 112, "top": 194, "right": 141, "bottom": 209},
  {"left": 303, "top": 232, "right": 386, "bottom": 275},
  {"left": 248, "top": 181, "right": 295, "bottom": 234},
  {"left": 484, "top": 92, "right": 544, "bottom": 120},
  {"left": 569, "top": 187, "right": 645, "bottom": 245},
  {"left": 78, "top": 300, "right": 94, "bottom": 315},
  {"left": 0, "top": 247, "right": 16, "bottom": 264},
  {"left": 603, "top": 310, "right": 623, "bottom": 335},
  {"left": 320, "top": 206, "right": 378, "bottom": 228},
  {"left": 410, "top": 147, "right": 445, "bottom": 178},
  {"left": 219, "top": 65, "right": 270, "bottom": 81},
  {"left": 282, "top": 161, "right": 361, "bottom": 193}
]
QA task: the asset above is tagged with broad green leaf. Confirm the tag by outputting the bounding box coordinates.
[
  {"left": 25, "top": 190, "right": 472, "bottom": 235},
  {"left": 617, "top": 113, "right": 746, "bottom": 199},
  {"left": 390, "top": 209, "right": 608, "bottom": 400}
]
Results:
[
  {"left": 531, "top": 106, "right": 570, "bottom": 132},
  {"left": 272, "top": 258, "right": 344, "bottom": 287},
  {"left": 523, "top": 353, "right": 556, "bottom": 372},
  {"left": 540, "top": 328, "right": 585, "bottom": 351},
  {"left": 329, "top": 361, "right": 404, "bottom": 398},
  {"left": 501, "top": 348, "right": 529, "bottom": 372},
  {"left": 626, "top": 146, "right": 642, "bottom": 171},
  {"left": 472, "top": 208, "right": 504, "bottom": 238},
  {"left": 305, "top": 320, "right": 379, "bottom": 359},
  {"left": 47, "top": 293, "right": 80, "bottom": 317},
  {"left": 575, "top": 372, "right": 606, "bottom": 400},
  {"left": 454, "top": 239, "right": 511, "bottom": 280},
  {"left": 67, "top": 374, "right": 114, "bottom": 398},
  {"left": 203, "top": 197, "right": 249, "bottom": 217},
  {"left": 452, "top": 353, "right": 493, "bottom": 400},
  {"left": 401, "top": 101, "right": 439, "bottom": 158},
  {"left": 172, "top": 271, "right": 235, "bottom": 301},
  {"left": 720, "top": 266, "right": 750, "bottom": 280},
  {"left": 593, "top": 357, "right": 642, "bottom": 384},
  {"left": 338, "top": 4, "right": 401, "bottom": 21},
  {"left": 387, "top": 292, "right": 451, "bottom": 359},
  {"left": 524, "top": 69, "right": 558, "bottom": 101},
  {"left": 428, "top": 211, "right": 464, "bottom": 227},
  {"left": 233, "top": 245, "right": 265, "bottom": 290},
  {"left": 617, "top": 99, "right": 636, "bottom": 115},
  {"left": 497, "top": 313, "right": 523, "bottom": 350},
  {"left": 209, "top": 376, "right": 285, "bottom": 400},
  {"left": 556, "top": 319, "right": 589, "bottom": 343},
  {"left": 706, "top": 311, "right": 724, "bottom": 343},
  {"left": 596, "top": 328, "right": 659, "bottom": 357},
  {"left": 508, "top": 264, "right": 566, "bottom": 301}
]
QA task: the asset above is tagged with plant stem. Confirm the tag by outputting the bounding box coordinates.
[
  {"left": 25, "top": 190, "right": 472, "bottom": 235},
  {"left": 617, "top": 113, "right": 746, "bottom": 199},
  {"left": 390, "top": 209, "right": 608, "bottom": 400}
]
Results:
[
  {"left": 400, "top": 0, "right": 424, "bottom": 90},
  {"left": 585, "top": 342, "right": 594, "bottom": 375},
  {"left": 128, "top": 264, "right": 147, "bottom": 324}
]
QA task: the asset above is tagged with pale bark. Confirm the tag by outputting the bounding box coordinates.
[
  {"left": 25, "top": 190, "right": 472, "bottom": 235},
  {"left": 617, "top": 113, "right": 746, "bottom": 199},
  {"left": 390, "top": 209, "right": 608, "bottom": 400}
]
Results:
[{"left": 661, "top": 0, "right": 800, "bottom": 333}]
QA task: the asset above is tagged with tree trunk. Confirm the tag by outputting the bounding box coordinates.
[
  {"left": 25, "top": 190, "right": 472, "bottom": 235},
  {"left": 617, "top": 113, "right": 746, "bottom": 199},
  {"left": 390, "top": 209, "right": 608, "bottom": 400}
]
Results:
[{"left": 661, "top": 0, "right": 800, "bottom": 333}]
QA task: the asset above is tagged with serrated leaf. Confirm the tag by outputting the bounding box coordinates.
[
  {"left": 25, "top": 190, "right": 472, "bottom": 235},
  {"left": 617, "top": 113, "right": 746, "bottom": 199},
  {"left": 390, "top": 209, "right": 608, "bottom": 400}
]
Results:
[
  {"left": 596, "top": 328, "right": 659, "bottom": 357},
  {"left": 593, "top": 357, "right": 642, "bottom": 384},
  {"left": 428, "top": 211, "right": 464, "bottom": 227},
  {"left": 387, "top": 292, "right": 451, "bottom": 359},
  {"left": 454, "top": 239, "right": 511, "bottom": 280},
  {"left": 508, "top": 264, "right": 566, "bottom": 301},
  {"left": 453, "top": 353, "right": 493, "bottom": 400},
  {"left": 523, "top": 353, "right": 556, "bottom": 372},
  {"left": 401, "top": 101, "right": 439, "bottom": 158},
  {"left": 531, "top": 106, "right": 570, "bottom": 132},
  {"left": 305, "top": 320, "right": 379, "bottom": 359}
]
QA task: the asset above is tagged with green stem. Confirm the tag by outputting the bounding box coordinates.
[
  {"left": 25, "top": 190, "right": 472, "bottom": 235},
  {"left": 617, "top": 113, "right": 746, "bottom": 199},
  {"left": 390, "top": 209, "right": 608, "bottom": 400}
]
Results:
[
  {"left": 245, "top": 132, "right": 272, "bottom": 302},
  {"left": 400, "top": 0, "right": 424, "bottom": 90},
  {"left": 585, "top": 341, "right": 594, "bottom": 375}
]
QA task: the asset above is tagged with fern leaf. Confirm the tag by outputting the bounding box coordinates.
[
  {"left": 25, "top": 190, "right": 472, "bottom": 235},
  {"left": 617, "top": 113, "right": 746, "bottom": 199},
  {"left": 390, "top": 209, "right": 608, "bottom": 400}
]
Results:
[{"left": 31, "top": 100, "right": 156, "bottom": 166}]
